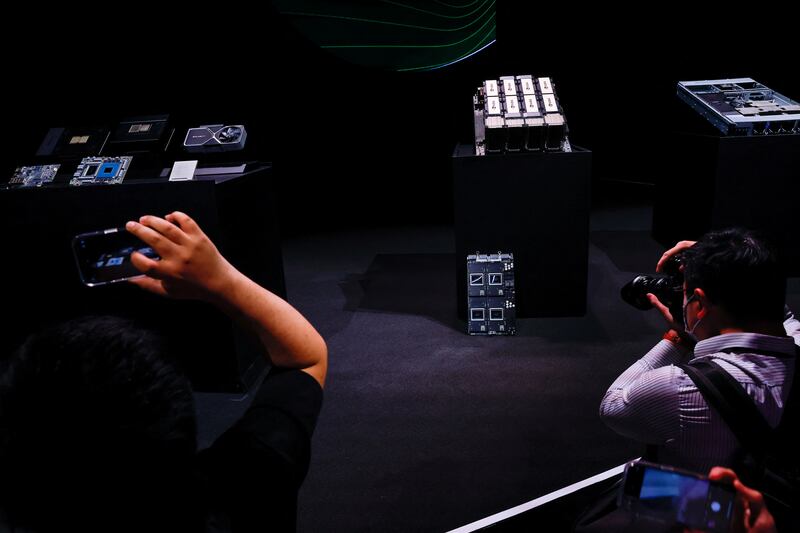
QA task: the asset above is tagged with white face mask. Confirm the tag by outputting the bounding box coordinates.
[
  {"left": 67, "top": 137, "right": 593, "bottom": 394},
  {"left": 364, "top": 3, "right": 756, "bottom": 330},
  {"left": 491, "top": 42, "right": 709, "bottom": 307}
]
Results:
[{"left": 682, "top": 293, "right": 703, "bottom": 341}]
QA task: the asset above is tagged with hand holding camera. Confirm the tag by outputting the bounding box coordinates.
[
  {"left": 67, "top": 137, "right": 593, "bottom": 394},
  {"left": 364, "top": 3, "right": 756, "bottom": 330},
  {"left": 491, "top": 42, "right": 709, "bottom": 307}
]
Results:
[
  {"left": 656, "top": 240, "right": 697, "bottom": 273},
  {"left": 651, "top": 241, "right": 696, "bottom": 332},
  {"left": 621, "top": 240, "right": 699, "bottom": 345},
  {"left": 621, "top": 250, "right": 684, "bottom": 320}
]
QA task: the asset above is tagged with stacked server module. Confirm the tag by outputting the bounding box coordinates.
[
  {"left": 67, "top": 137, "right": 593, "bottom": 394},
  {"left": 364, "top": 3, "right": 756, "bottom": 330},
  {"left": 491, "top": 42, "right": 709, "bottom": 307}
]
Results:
[{"left": 474, "top": 75, "right": 570, "bottom": 155}]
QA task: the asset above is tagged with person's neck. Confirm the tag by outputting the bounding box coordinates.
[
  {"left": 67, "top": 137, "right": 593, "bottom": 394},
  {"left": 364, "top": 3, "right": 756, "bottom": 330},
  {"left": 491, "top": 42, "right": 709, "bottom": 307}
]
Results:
[{"left": 718, "top": 321, "right": 785, "bottom": 337}]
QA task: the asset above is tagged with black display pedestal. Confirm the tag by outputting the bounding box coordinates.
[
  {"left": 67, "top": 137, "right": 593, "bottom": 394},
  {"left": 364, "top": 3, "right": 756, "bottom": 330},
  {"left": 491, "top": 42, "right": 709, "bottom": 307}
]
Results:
[
  {"left": 0, "top": 165, "right": 283, "bottom": 392},
  {"left": 653, "top": 133, "right": 800, "bottom": 273},
  {"left": 452, "top": 144, "right": 592, "bottom": 319}
]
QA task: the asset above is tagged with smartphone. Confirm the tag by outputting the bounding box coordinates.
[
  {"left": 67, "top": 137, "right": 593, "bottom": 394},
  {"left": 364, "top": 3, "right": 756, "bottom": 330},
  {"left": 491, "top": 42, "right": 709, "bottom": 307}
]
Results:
[
  {"left": 72, "top": 227, "right": 160, "bottom": 287},
  {"left": 618, "top": 460, "right": 736, "bottom": 532}
]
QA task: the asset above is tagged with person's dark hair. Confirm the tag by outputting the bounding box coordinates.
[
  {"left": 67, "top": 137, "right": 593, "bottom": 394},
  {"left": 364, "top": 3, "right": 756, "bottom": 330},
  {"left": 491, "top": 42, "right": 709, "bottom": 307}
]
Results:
[
  {"left": 682, "top": 228, "right": 786, "bottom": 324},
  {"left": 0, "top": 316, "right": 198, "bottom": 532}
]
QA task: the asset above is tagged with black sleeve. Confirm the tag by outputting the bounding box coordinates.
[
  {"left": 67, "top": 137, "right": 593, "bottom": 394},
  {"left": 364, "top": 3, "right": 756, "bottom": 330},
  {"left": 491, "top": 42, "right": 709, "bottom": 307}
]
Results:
[
  {"left": 243, "top": 367, "right": 324, "bottom": 449},
  {"left": 197, "top": 369, "right": 323, "bottom": 532}
]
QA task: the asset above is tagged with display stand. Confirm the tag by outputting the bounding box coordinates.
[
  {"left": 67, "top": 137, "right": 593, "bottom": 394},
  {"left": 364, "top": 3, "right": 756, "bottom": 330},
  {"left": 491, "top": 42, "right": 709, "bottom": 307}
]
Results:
[
  {"left": 453, "top": 145, "right": 592, "bottom": 319},
  {"left": 652, "top": 133, "right": 800, "bottom": 273}
]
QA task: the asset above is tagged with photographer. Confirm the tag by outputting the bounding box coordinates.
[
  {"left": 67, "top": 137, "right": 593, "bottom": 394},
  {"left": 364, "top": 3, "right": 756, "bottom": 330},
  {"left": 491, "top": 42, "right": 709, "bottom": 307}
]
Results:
[
  {"left": 600, "top": 228, "right": 799, "bottom": 473},
  {"left": 0, "top": 212, "right": 327, "bottom": 532}
]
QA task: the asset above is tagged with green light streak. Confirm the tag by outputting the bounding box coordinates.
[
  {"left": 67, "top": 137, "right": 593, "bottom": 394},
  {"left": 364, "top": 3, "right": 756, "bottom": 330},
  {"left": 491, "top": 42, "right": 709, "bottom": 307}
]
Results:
[
  {"left": 379, "top": 0, "right": 492, "bottom": 19},
  {"left": 434, "top": 0, "right": 484, "bottom": 8},
  {"left": 397, "top": 25, "right": 495, "bottom": 71},
  {"left": 320, "top": 12, "right": 495, "bottom": 49},
  {"left": 281, "top": 1, "right": 495, "bottom": 33}
]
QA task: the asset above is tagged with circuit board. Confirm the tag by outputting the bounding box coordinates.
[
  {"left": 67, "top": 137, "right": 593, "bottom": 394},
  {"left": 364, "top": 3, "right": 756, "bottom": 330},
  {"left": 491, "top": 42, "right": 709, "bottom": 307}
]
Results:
[
  {"left": 70, "top": 156, "right": 132, "bottom": 186},
  {"left": 107, "top": 115, "right": 173, "bottom": 153},
  {"left": 467, "top": 253, "right": 516, "bottom": 335},
  {"left": 36, "top": 127, "right": 110, "bottom": 158},
  {"left": 8, "top": 164, "right": 60, "bottom": 188}
]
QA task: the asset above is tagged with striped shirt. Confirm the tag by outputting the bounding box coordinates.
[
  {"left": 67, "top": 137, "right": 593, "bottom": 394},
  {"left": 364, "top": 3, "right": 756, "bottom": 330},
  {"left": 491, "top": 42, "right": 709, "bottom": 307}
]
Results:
[{"left": 600, "top": 311, "right": 800, "bottom": 472}]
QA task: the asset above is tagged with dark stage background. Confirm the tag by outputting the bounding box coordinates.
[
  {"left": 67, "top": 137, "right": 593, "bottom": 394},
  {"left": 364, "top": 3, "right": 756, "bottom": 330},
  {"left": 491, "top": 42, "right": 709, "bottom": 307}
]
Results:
[
  {"left": 3, "top": 5, "right": 800, "bottom": 532},
  {"left": 3, "top": 5, "right": 799, "bottom": 233}
]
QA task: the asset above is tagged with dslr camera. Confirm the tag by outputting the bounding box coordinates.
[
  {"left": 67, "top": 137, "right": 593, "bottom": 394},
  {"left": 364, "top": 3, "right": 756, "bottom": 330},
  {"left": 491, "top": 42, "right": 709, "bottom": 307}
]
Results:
[{"left": 621, "top": 255, "right": 684, "bottom": 318}]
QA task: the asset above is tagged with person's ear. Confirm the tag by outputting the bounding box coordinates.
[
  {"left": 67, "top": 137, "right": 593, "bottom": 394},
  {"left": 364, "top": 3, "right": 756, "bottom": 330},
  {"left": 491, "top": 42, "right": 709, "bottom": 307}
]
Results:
[{"left": 695, "top": 288, "right": 709, "bottom": 319}]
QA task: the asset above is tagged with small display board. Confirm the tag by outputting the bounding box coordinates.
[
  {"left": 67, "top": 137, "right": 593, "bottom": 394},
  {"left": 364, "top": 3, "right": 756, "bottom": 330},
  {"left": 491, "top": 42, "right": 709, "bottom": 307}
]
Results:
[
  {"left": 8, "top": 164, "right": 60, "bottom": 188},
  {"left": 467, "top": 252, "right": 516, "bottom": 335}
]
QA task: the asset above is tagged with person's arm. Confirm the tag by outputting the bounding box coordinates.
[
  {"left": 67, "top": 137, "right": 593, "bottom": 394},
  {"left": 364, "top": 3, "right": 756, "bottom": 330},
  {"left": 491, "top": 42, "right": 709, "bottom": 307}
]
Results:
[
  {"left": 600, "top": 240, "right": 698, "bottom": 442},
  {"left": 599, "top": 339, "right": 689, "bottom": 443},
  {"left": 126, "top": 212, "right": 327, "bottom": 387},
  {"left": 653, "top": 239, "right": 700, "bottom": 348}
]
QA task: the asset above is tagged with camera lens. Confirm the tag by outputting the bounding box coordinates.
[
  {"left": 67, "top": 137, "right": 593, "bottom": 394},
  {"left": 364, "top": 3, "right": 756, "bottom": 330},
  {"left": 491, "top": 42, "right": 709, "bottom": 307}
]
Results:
[
  {"left": 621, "top": 276, "right": 659, "bottom": 310},
  {"left": 621, "top": 254, "right": 685, "bottom": 313},
  {"left": 621, "top": 275, "right": 683, "bottom": 311}
]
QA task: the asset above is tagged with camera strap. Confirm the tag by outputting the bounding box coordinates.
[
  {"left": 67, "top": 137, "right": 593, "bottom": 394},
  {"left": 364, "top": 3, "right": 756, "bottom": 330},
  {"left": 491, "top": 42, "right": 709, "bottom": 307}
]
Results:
[
  {"left": 679, "top": 359, "right": 772, "bottom": 457},
  {"left": 678, "top": 346, "right": 799, "bottom": 460},
  {"left": 680, "top": 348, "right": 800, "bottom": 523}
]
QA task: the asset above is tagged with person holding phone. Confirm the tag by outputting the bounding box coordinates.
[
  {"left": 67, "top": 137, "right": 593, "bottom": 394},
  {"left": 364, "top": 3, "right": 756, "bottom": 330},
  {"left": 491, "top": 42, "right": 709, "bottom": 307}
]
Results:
[
  {"left": 615, "top": 461, "right": 777, "bottom": 533},
  {"left": 0, "top": 212, "right": 327, "bottom": 532},
  {"left": 618, "top": 460, "right": 735, "bottom": 532},
  {"left": 707, "top": 467, "right": 777, "bottom": 533}
]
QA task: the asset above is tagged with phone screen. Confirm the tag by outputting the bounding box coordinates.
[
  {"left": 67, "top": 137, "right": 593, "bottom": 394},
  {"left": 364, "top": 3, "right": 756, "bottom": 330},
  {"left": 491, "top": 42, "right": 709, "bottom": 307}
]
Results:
[
  {"left": 72, "top": 228, "right": 160, "bottom": 286},
  {"left": 620, "top": 461, "right": 735, "bottom": 532}
]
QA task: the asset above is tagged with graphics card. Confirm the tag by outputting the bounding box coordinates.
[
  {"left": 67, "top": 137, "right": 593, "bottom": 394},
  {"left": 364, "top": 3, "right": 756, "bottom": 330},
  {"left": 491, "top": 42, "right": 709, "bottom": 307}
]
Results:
[{"left": 183, "top": 124, "right": 247, "bottom": 152}]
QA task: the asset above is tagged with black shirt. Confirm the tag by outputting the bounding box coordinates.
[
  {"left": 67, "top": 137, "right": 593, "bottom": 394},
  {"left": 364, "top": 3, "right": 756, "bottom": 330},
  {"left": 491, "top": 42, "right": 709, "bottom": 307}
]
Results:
[{"left": 196, "top": 369, "right": 323, "bottom": 533}]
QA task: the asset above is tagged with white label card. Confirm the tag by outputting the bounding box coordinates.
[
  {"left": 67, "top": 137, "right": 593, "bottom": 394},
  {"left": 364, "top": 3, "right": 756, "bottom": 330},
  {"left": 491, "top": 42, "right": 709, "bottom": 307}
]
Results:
[
  {"left": 520, "top": 78, "right": 536, "bottom": 95},
  {"left": 506, "top": 96, "right": 520, "bottom": 113},
  {"left": 487, "top": 97, "right": 502, "bottom": 115}
]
